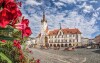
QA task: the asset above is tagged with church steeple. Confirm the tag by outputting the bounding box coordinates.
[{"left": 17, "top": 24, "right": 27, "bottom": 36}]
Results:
[
  {"left": 41, "top": 11, "right": 47, "bottom": 23},
  {"left": 43, "top": 11, "right": 45, "bottom": 21}
]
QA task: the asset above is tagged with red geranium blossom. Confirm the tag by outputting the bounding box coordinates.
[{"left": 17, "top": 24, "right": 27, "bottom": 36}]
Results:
[
  {"left": 21, "top": 18, "right": 29, "bottom": 27},
  {"left": 13, "top": 40, "right": 21, "bottom": 49},
  {"left": 0, "top": 0, "right": 4, "bottom": 7},
  {"left": 4, "top": 1, "right": 22, "bottom": 19},
  {"left": 0, "top": 8, "right": 12, "bottom": 20},
  {"left": 19, "top": 54, "right": 24, "bottom": 60},
  {"left": 0, "top": 8, "right": 16, "bottom": 28},
  {"left": 36, "top": 59, "right": 40, "bottom": 63},
  {"left": 5, "top": 0, "right": 14, "bottom": 4},
  {"left": 23, "top": 27, "right": 32, "bottom": 37},
  {"left": 0, "top": 17, "right": 10, "bottom": 28},
  {"left": 1, "top": 40, "right": 6, "bottom": 43},
  {"left": 14, "top": 17, "right": 29, "bottom": 30}
]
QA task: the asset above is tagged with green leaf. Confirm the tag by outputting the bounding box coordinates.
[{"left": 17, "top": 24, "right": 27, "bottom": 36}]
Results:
[
  {"left": 0, "top": 35, "right": 14, "bottom": 41},
  {"left": 0, "top": 52, "right": 12, "bottom": 63}
]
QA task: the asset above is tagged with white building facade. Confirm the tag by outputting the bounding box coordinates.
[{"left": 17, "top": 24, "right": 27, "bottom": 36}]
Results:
[
  {"left": 37, "top": 12, "right": 82, "bottom": 48},
  {"left": 47, "top": 29, "right": 81, "bottom": 47}
]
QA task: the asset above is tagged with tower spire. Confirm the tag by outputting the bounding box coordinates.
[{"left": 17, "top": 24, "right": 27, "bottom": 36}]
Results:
[
  {"left": 59, "top": 23, "right": 62, "bottom": 29},
  {"left": 43, "top": 10, "right": 45, "bottom": 21}
]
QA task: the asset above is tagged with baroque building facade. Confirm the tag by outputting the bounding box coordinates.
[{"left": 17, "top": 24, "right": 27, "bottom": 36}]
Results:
[{"left": 36, "top": 12, "right": 82, "bottom": 48}]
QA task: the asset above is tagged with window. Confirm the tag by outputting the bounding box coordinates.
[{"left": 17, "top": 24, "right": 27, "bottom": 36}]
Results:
[
  {"left": 58, "top": 40, "right": 60, "bottom": 42},
  {"left": 55, "top": 35, "right": 56, "bottom": 38},
  {"left": 66, "top": 40, "right": 67, "bottom": 42},
  {"left": 69, "top": 34, "right": 71, "bottom": 37},
  {"left": 62, "top": 35, "right": 63, "bottom": 38},
  {"left": 59, "top": 32, "right": 62, "bottom": 35},
  {"left": 69, "top": 40, "right": 71, "bottom": 42},
  {"left": 55, "top": 39, "right": 56, "bottom": 42},
  {"left": 62, "top": 40, "right": 63, "bottom": 42}
]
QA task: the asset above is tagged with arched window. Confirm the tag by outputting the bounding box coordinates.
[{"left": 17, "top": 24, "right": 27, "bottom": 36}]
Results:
[
  {"left": 54, "top": 44, "right": 56, "bottom": 47},
  {"left": 65, "top": 44, "right": 67, "bottom": 47},
  {"left": 50, "top": 44, "right": 52, "bottom": 47},
  {"left": 57, "top": 44, "right": 60, "bottom": 47},
  {"left": 61, "top": 44, "right": 63, "bottom": 47}
]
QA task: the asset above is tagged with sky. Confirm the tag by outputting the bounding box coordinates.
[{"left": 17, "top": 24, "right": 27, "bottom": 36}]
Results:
[{"left": 17, "top": 0, "right": 100, "bottom": 38}]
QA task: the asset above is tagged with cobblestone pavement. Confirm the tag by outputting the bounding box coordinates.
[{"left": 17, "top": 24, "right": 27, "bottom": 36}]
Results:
[
  {"left": 36, "top": 48, "right": 100, "bottom": 63},
  {"left": 28, "top": 48, "right": 86, "bottom": 63}
]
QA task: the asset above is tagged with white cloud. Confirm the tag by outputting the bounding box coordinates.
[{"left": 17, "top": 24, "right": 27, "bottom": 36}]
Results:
[
  {"left": 83, "top": 4, "right": 94, "bottom": 13},
  {"left": 77, "top": 2, "right": 94, "bottom": 13},
  {"left": 54, "top": 2, "right": 65, "bottom": 7},
  {"left": 25, "top": 0, "right": 42, "bottom": 5},
  {"left": 90, "top": 0, "right": 97, "bottom": 3},
  {"left": 77, "top": 0, "right": 87, "bottom": 2},
  {"left": 59, "top": 0, "right": 76, "bottom": 4}
]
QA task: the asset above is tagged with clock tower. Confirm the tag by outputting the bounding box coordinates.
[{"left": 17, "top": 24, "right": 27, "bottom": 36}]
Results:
[{"left": 40, "top": 11, "right": 48, "bottom": 47}]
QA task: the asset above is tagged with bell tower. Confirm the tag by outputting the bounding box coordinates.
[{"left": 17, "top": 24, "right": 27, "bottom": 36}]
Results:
[
  {"left": 40, "top": 11, "right": 48, "bottom": 47},
  {"left": 41, "top": 11, "right": 48, "bottom": 35}
]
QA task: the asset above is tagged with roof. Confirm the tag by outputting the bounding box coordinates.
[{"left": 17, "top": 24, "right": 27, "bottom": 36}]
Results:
[
  {"left": 37, "top": 33, "right": 41, "bottom": 38},
  {"left": 95, "top": 34, "right": 100, "bottom": 38},
  {"left": 48, "top": 28, "right": 81, "bottom": 36},
  {"left": 37, "top": 28, "right": 81, "bottom": 37}
]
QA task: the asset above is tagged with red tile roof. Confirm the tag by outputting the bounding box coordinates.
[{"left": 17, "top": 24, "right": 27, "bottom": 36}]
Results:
[
  {"left": 48, "top": 28, "right": 81, "bottom": 36},
  {"left": 37, "top": 28, "right": 81, "bottom": 37}
]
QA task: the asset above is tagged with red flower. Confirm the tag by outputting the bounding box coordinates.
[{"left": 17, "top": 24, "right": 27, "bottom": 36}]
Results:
[
  {"left": 0, "top": 8, "right": 12, "bottom": 20},
  {"left": 14, "top": 23, "right": 24, "bottom": 30},
  {"left": 17, "top": 10, "right": 22, "bottom": 17},
  {"left": 23, "top": 27, "right": 32, "bottom": 37},
  {"left": 29, "top": 50, "right": 33, "bottom": 54},
  {"left": 4, "top": 1, "right": 22, "bottom": 19},
  {"left": 1, "top": 40, "right": 6, "bottom": 43},
  {"left": 0, "top": 0, "right": 4, "bottom": 7},
  {"left": 13, "top": 40, "right": 21, "bottom": 49},
  {"left": 5, "top": 2, "right": 17, "bottom": 11},
  {"left": 5, "top": 0, "right": 14, "bottom": 4},
  {"left": 11, "top": 18, "right": 18, "bottom": 26},
  {"left": 19, "top": 54, "right": 24, "bottom": 60},
  {"left": 17, "top": 2, "right": 22, "bottom": 7},
  {"left": 14, "top": 18, "right": 29, "bottom": 30},
  {"left": 0, "top": 8, "right": 14, "bottom": 28},
  {"left": 36, "top": 59, "right": 40, "bottom": 63},
  {"left": 0, "top": 17, "right": 10, "bottom": 28},
  {"left": 21, "top": 18, "right": 29, "bottom": 27}
]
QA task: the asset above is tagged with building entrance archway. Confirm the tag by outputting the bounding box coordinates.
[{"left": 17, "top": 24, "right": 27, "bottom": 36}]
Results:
[
  {"left": 65, "top": 44, "right": 67, "bottom": 47},
  {"left": 53, "top": 44, "right": 56, "bottom": 47},
  {"left": 57, "top": 44, "right": 60, "bottom": 47},
  {"left": 61, "top": 44, "right": 63, "bottom": 47}
]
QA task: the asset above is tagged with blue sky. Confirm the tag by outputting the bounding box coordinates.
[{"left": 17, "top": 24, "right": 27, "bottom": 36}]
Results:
[{"left": 17, "top": 0, "right": 100, "bottom": 38}]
